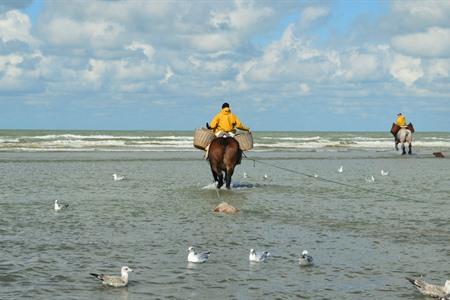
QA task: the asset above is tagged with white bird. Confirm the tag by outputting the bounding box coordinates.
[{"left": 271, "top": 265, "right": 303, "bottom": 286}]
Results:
[
  {"left": 90, "top": 266, "right": 133, "bottom": 288},
  {"left": 249, "top": 248, "right": 270, "bottom": 262},
  {"left": 313, "top": 174, "right": 319, "bottom": 178},
  {"left": 299, "top": 250, "right": 314, "bottom": 266},
  {"left": 243, "top": 172, "right": 248, "bottom": 179},
  {"left": 112, "top": 173, "right": 125, "bottom": 181},
  {"left": 406, "top": 277, "right": 450, "bottom": 299},
  {"left": 262, "top": 174, "right": 268, "bottom": 180},
  {"left": 187, "top": 246, "right": 211, "bottom": 263},
  {"left": 365, "top": 175, "right": 375, "bottom": 183},
  {"left": 54, "top": 200, "right": 68, "bottom": 211},
  {"left": 381, "top": 170, "right": 389, "bottom": 176},
  {"left": 338, "top": 166, "right": 343, "bottom": 173}
]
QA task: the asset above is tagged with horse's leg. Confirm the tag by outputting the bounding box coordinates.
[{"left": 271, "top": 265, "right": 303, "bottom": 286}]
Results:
[
  {"left": 401, "top": 144, "right": 406, "bottom": 155},
  {"left": 408, "top": 142, "right": 412, "bottom": 155},
  {"left": 217, "top": 171, "right": 224, "bottom": 189},
  {"left": 225, "top": 167, "right": 234, "bottom": 189}
]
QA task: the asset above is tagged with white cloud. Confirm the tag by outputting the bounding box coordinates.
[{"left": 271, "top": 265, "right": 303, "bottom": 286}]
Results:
[
  {"left": 0, "top": 10, "right": 35, "bottom": 44},
  {"left": 389, "top": 54, "right": 423, "bottom": 87},
  {"left": 126, "top": 41, "right": 155, "bottom": 60},
  {"left": 340, "top": 51, "right": 379, "bottom": 81},
  {"left": 189, "top": 33, "right": 239, "bottom": 52},
  {"left": 391, "top": 1, "right": 450, "bottom": 29},
  {"left": 159, "top": 66, "right": 174, "bottom": 84},
  {"left": 299, "top": 82, "right": 310, "bottom": 94},
  {"left": 299, "top": 6, "right": 330, "bottom": 30},
  {"left": 41, "top": 18, "right": 124, "bottom": 49},
  {"left": 210, "top": 1, "right": 273, "bottom": 31},
  {"left": 426, "top": 59, "right": 450, "bottom": 80},
  {"left": 391, "top": 27, "right": 450, "bottom": 58}
]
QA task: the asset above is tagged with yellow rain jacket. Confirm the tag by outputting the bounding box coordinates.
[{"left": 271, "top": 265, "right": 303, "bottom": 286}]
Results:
[
  {"left": 210, "top": 107, "right": 249, "bottom": 134},
  {"left": 396, "top": 115, "right": 407, "bottom": 127}
]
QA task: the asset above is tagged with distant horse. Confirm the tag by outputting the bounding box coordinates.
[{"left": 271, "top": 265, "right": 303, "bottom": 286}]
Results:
[
  {"left": 397, "top": 127, "right": 413, "bottom": 155},
  {"left": 391, "top": 123, "right": 414, "bottom": 155},
  {"left": 208, "top": 136, "right": 242, "bottom": 189}
]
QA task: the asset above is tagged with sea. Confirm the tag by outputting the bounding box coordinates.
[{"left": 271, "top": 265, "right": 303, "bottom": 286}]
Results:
[{"left": 1, "top": 129, "right": 449, "bottom": 299}]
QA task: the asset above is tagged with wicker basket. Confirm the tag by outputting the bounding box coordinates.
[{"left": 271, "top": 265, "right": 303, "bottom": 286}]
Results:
[
  {"left": 235, "top": 132, "right": 253, "bottom": 151},
  {"left": 193, "top": 128, "right": 215, "bottom": 150}
]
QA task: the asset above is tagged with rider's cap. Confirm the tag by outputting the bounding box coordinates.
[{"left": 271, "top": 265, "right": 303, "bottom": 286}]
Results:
[
  {"left": 222, "top": 102, "right": 230, "bottom": 108},
  {"left": 397, "top": 112, "right": 402, "bottom": 116}
]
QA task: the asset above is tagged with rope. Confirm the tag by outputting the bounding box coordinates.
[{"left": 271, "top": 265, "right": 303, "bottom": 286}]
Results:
[{"left": 243, "top": 153, "right": 412, "bottom": 201}]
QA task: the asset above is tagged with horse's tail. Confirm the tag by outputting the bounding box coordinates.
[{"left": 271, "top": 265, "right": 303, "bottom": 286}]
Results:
[{"left": 218, "top": 137, "right": 230, "bottom": 147}]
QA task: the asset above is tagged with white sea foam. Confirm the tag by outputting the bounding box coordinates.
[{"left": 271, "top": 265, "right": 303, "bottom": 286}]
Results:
[{"left": 2, "top": 131, "right": 450, "bottom": 151}]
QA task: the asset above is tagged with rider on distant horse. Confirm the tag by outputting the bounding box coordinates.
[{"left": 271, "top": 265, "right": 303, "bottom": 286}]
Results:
[
  {"left": 396, "top": 113, "right": 407, "bottom": 128},
  {"left": 204, "top": 102, "right": 250, "bottom": 158},
  {"left": 394, "top": 112, "right": 407, "bottom": 150}
]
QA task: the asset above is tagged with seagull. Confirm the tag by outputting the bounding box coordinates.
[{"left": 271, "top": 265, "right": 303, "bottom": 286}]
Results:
[
  {"left": 299, "top": 250, "right": 314, "bottom": 266},
  {"left": 54, "top": 200, "right": 69, "bottom": 211},
  {"left": 406, "top": 277, "right": 450, "bottom": 299},
  {"left": 249, "top": 248, "right": 270, "bottom": 263},
  {"left": 262, "top": 174, "right": 269, "bottom": 181},
  {"left": 381, "top": 170, "right": 389, "bottom": 176},
  {"left": 243, "top": 172, "right": 248, "bottom": 179},
  {"left": 338, "top": 166, "right": 343, "bottom": 173},
  {"left": 90, "top": 266, "right": 133, "bottom": 288},
  {"left": 187, "top": 246, "right": 211, "bottom": 263},
  {"left": 365, "top": 175, "right": 375, "bottom": 183},
  {"left": 313, "top": 174, "right": 319, "bottom": 178},
  {"left": 112, "top": 173, "right": 125, "bottom": 181}
]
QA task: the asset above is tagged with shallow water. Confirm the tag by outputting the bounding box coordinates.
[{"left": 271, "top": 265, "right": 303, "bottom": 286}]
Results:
[{"left": 0, "top": 150, "right": 449, "bottom": 299}]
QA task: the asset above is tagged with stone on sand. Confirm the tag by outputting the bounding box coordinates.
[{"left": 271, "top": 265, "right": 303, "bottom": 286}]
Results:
[{"left": 213, "top": 202, "right": 239, "bottom": 214}]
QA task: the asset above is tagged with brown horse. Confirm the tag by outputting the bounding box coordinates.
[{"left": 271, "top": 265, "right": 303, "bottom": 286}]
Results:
[{"left": 208, "top": 136, "right": 242, "bottom": 189}]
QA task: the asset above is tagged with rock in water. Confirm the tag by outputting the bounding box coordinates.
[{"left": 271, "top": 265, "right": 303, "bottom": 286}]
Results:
[
  {"left": 213, "top": 202, "right": 239, "bottom": 214},
  {"left": 433, "top": 152, "right": 445, "bottom": 158}
]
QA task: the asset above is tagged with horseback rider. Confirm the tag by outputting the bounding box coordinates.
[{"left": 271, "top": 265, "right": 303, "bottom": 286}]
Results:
[
  {"left": 204, "top": 102, "right": 250, "bottom": 159},
  {"left": 393, "top": 113, "right": 407, "bottom": 150},
  {"left": 395, "top": 112, "right": 407, "bottom": 128},
  {"left": 207, "top": 102, "right": 250, "bottom": 137}
]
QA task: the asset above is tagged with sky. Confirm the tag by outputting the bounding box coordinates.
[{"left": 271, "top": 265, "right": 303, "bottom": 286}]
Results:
[{"left": 1, "top": 0, "right": 450, "bottom": 131}]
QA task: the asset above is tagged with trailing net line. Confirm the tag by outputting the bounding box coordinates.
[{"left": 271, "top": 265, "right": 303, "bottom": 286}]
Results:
[{"left": 243, "top": 154, "right": 413, "bottom": 201}]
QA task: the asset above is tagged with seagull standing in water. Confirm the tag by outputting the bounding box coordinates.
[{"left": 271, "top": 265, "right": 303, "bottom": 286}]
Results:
[
  {"left": 299, "top": 250, "right": 314, "bottom": 266},
  {"left": 90, "top": 266, "right": 133, "bottom": 287},
  {"left": 338, "top": 166, "right": 343, "bottom": 173},
  {"left": 249, "top": 249, "right": 270, "bottom": 262},
  {"left": 381, "top": 170, "right": 389, "bottom": 176},
  {"left": 187, "top": 246, "right": 211, "bottom": 263},
  {"left": 406, "top": 277, "right": 450, "bottom": 299},
  {"left": 365, "top": 175, "right": 375, "bottom": 183},
  {"left": 54, "top": 200, "right": 68, "bottom": 211},
  {"left": 113, "top": 173, "right": 125, "bottom": 181}
]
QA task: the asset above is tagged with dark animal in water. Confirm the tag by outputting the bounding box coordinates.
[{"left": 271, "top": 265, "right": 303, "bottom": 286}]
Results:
[
  {"left": 433, "top": 152, "right": 445, "bottom": 158},
  {"left": 208, "top": 136, "right": 242, "bottom": 189}
]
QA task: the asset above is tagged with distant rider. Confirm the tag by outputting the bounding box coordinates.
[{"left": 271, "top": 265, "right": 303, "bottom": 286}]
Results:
[
  {"left": 395, "top": 112, "right": 407, "bottom": 128},
  {"left": 394, "top": 112, "right": 407, "bottom": 150},
  {"left": 204, "top": 102, "right": 250, "bottom": 158}
]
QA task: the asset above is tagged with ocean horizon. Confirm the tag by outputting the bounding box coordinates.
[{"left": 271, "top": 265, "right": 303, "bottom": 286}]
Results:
[{"left": 1, "top": 129, "right": 450, "bottom": 153}]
